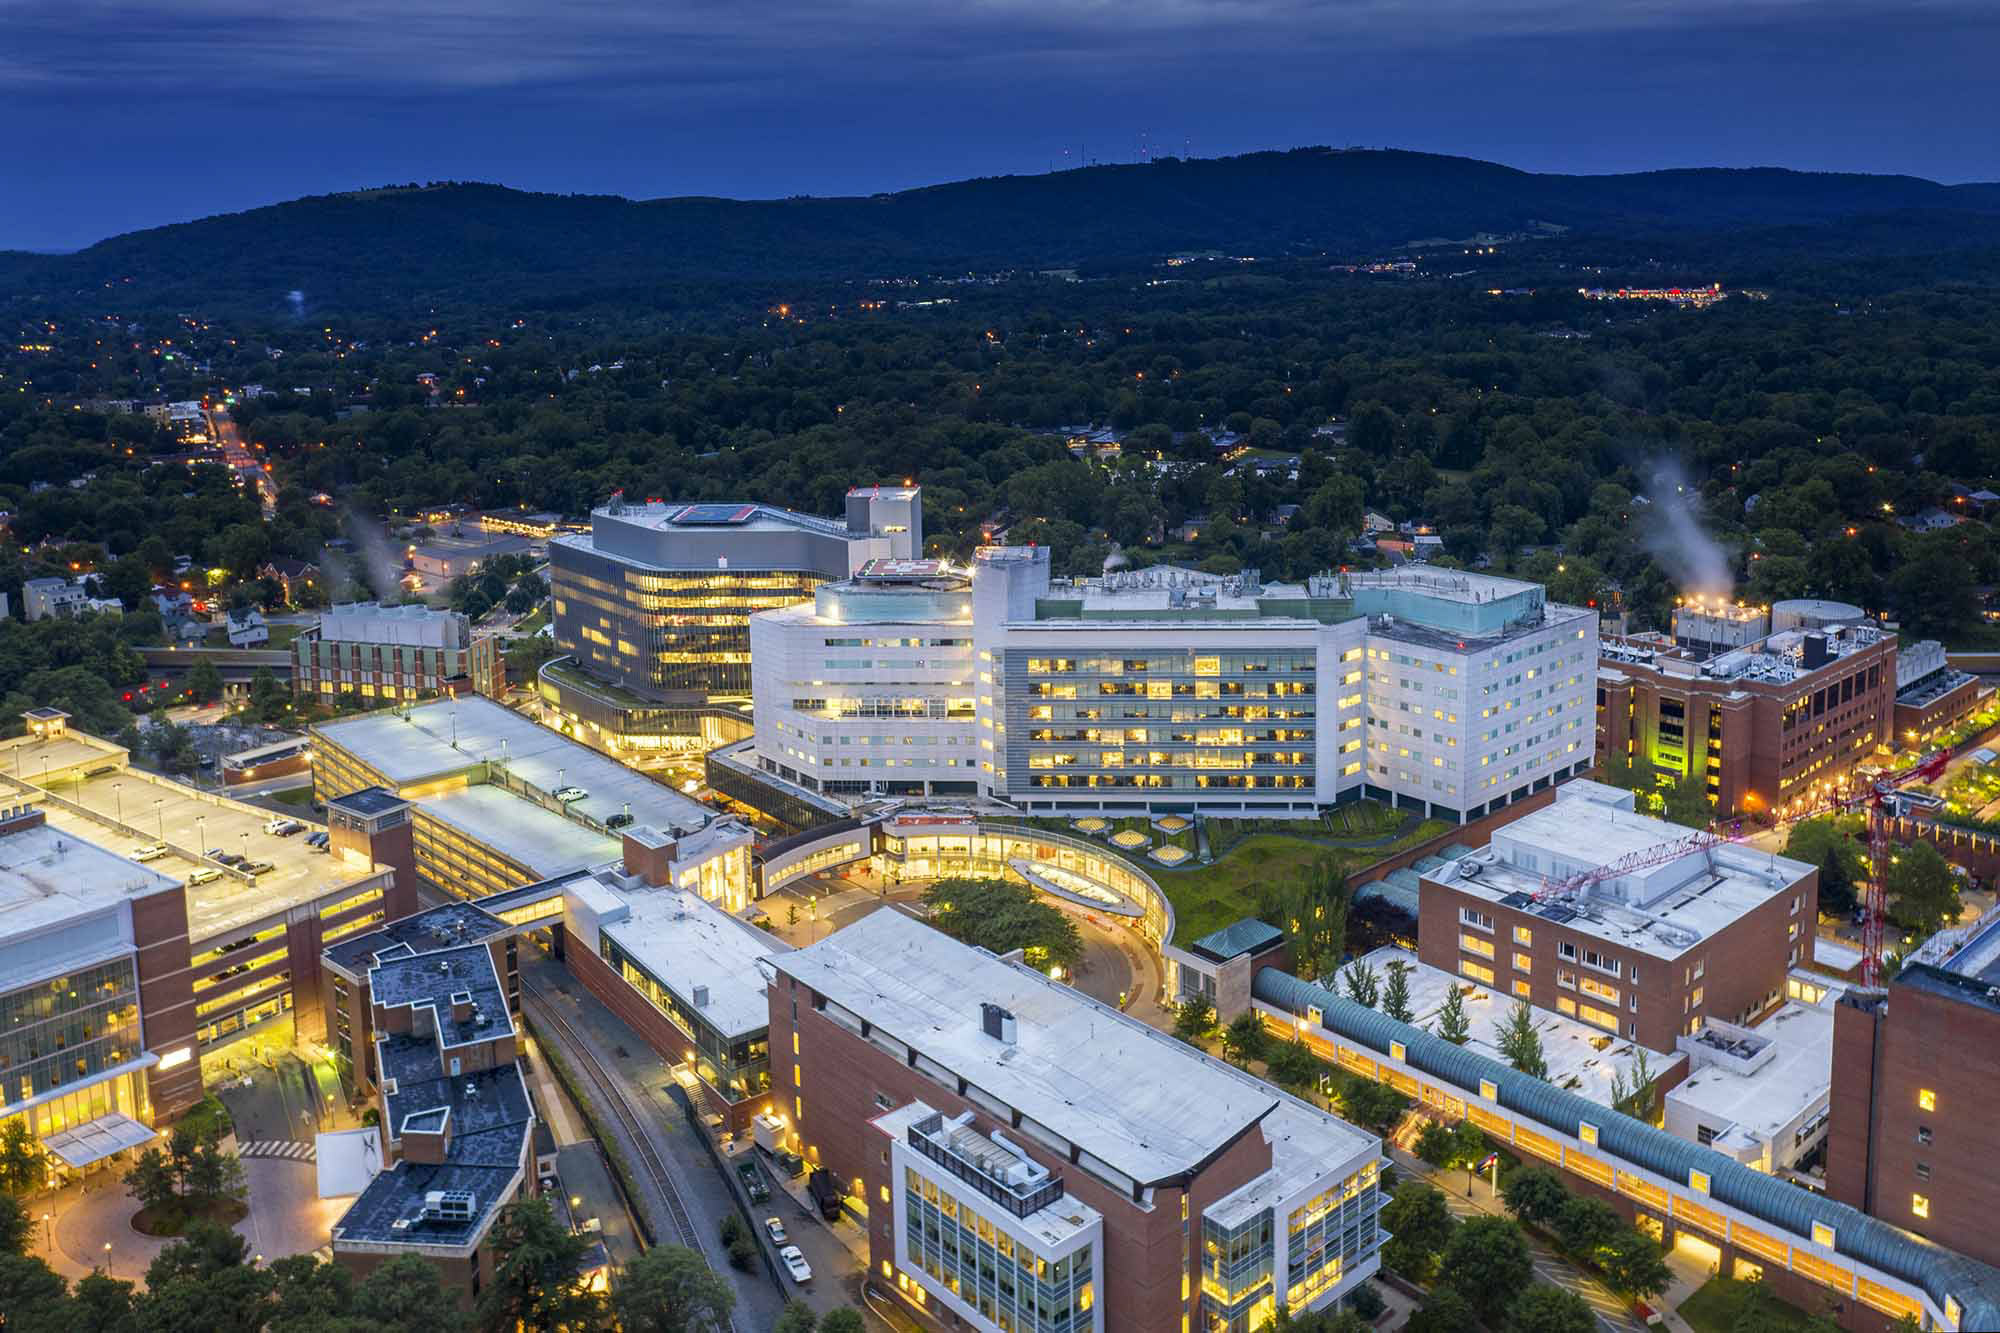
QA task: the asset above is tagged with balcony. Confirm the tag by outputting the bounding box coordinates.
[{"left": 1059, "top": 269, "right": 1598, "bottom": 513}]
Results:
[{"left": 908, "top": 1110, "right": 1065, "bottom": 1218}]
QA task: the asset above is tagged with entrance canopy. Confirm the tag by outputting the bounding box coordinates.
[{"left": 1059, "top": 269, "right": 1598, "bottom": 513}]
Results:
[
  {"left": 1008, "top": 857, "right": 1145, "bottom": 917},
  {"left": 42, "top": 1112, "right": 158, "bottom": 1168}
]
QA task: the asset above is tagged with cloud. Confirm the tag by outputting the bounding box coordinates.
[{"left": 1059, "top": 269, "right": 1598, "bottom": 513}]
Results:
[{"left": 2, "top": 0, "right": 1984, "bottom": 95}]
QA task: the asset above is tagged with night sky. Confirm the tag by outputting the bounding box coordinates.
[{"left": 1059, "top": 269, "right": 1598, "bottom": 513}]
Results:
[{"left": 4, "top": 0, "right": 1996, "bottom": 253}]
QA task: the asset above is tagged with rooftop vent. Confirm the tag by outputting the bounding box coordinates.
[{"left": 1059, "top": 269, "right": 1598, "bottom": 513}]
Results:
[
  {"left": 692, "top": 985, "right": 710, "bottom": 1008},
  {"left": 423, "top": 1189, "right": 477, "bottom": 1222},
  {"left": 980, "top": 1002, "right": 1018, "bottom": 1045}
]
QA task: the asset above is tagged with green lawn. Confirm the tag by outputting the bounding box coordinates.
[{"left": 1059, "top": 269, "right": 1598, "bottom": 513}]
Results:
[
  {"left": 1677, "top": 1277, "right": 1821, "bottom": 1333},
  {"left": 266, "top": 785, "right": 317, "bottom": 807},
  {"left": 1159, "top": 834, "right": 1359, "bottom": 945}
]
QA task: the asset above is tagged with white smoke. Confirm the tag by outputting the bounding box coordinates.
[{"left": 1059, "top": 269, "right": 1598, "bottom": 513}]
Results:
[
  {"left": 286, "top": 290, "right": 306, "bottom": 318},
  {"left": 340, "top": 507, "right": 408, "bottom": 602},
  {"left": 1640, "top": 457, "right": 1733, "bottom": 600}
]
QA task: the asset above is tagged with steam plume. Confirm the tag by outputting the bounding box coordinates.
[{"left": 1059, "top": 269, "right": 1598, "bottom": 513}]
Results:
[{"left": 1640, "top": 457, "right": 1732, "bottom": 599}]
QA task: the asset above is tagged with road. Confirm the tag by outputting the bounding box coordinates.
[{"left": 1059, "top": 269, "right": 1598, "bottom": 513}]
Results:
[{"left": 208, "top": 409, "right": 277, "bottom": 515}]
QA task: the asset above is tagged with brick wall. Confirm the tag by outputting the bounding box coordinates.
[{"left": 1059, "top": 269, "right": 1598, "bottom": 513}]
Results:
[{"left": 132, "top": 885, "right": 201, "bottom": 1120}]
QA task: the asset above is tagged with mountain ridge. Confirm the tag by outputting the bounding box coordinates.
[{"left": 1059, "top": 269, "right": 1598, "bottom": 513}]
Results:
[{"left": 7, "top": 147, "right": 2000, "bottom": 312}]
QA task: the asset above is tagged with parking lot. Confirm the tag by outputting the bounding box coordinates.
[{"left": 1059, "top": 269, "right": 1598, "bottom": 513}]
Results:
[{"left": 34, "top": 763, "right": 366, "bottom": 942}]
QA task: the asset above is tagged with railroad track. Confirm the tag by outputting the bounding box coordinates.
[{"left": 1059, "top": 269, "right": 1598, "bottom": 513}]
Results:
[{"left": 522, "top": 977, "right": 700, "bottom": 1251}]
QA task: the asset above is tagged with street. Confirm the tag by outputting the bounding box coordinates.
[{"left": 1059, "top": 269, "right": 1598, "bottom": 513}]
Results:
[{"left": 207, "top": 408, "right": 277, "bottom": 515}]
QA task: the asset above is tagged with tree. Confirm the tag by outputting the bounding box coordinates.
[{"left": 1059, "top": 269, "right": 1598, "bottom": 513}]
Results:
[
  {"left": 0, "top": 1252, "right": 71, "bottom": 1330},
  {"left": 1500, "top": 1166, "right": 1570, "bottom": 1229},
  {"left": 186, "top": 656, "right": 224, "bottom": 705},
  {"left": 1510, "top": 1283, "right": 1597, "bottom": 1333},
  {"left": 1551, "top": 1196, "right": 1622, "bottom": 1258},
  {"left": 478, "top": 1197, "right": 606, "bottom": 1332},
  {"left": 0, "top": 1119, "right": 47, "bottom": 1194},
  {"left": 1403, "top": 1285, "right": 1475, "bottom": 1333},
  {"left": 70, "top": 1270, "right": 139, "bottom": 1333},
  {"left": 1608, "top": 1046, "right": 1661, "bottom": 1123},
  {"left": 1596, "top": 1227, "right": 1673, "bottom": 1299},
  {"left": 819, "top": 1311, "right": 865, "bottom": 1333},
  {"left": 1333, "top": 1073, "right": 1411, "bottom": 1135},
  {"left": 1378, "top": 1181, "right": 1454, "bottom": 1283},
  {"left": 1340, "top": 959, "right": 1379, "bottom": 1008},
  {"left": 1885, "top": 839, "right": 1959, "bottom": 939},
  {"left": 773, "top": 1301, "right": 819, "bottom": 1333},
  {"left": 1267, "top": 855, "right": 1348, "bottom": 984},
  {"left": 612, "top": 1244, "right": 736, "bottom": 1333},
  {"left": 124, "top": 1146, "right": 180, "bottom": 1215},
  {"left": 1659, "top": 766, "right": 1713, "bottom": 829},
  {"left": 184, "top": 1137, "right": 247, "bottom": 1204},
  {"left": 1783, "top": 817, "right": 1863, "bottom": 918},
  {"left": 921, "top": 878, "right": 1084, "bottom": 972},
  {"left": 507, "top": 634, "right": 558, "bottom": 681},
  {"left": 1222, "top": 1012, "right": 1267, "bottom": 1066},
  {"left": 1439, "top": 1215, "right": 1533, "bottom": 1327},
  {"left": 1414, "top": 1121, "right": 1462, "bottom": 1169},
  {"left": 350, "top": 1254, "right": 469, "bottom": 1332},
  {"left": 0, "top": 1192, "right": 31, "bottom": 1254},
  {"left": 1266, "top": 1037, "right": 1321, "bottom": 1089},
  {"left": 1381, "top": 960, "right": 1415, "bottom": 1023},
  {"left": 1497, "top": 998, "right": 1548, "bottom": 1078},
  {"left": 719, "top": 1212, "right": 757, "bottom": 1270},
  {"left": 1173, "top": 994, "right": 1218, "bottom": 1045},
  {"left": 1435, "top": 982, "right": 1470, "bottom": 1044},
  {"left": 247, "top": 666, "right": 287, "bottom": 722}
]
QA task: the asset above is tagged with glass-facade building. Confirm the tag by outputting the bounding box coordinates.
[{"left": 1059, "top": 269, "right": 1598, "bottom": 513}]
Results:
[
  {"left": 1200, "top": 1161, "right": 1381, "bottom": 1333},
  {"left": 546, "top": 493, "right": 922, "bottom": 744},
  {"left": 599, "top": 935, "right": 770, "bottom": 1102},
  {"left": 0, "top": 957, "right": 143, "bottom": 1122}
]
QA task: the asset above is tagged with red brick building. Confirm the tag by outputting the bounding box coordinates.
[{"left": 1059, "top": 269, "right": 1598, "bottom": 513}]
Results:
[
  {"left": 1598, "top": 622, "right": 1897, "bottom": 819},
  {"left": 768, "top": 908, "right": 1384, "bottom": 1333},
  {"left": 1417, "top": 780, "right": 1818, "bottom": 1051},
  {"left": 1828, "top": 917, "right": 2000, "bottom": 1269}
]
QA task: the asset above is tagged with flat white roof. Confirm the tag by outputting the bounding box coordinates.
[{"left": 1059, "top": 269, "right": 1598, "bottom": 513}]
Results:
[
  {"left": 0, "top": 819, "right": 177, "bottom": 946},
  {"left": 574, "top": 865, "right": 782, "bottom": 1039},
  {"left": 775, "top": 908, "right": 1374, "bottom": 1187},
  {"left": 422, "top": 786, "right": 621, "bottom": 880},
  {"left": 316, "top": 698, "right": 711, "bottom": 832},
  {"left": 1356, "top": 947, "right": 1681, "bottom": 1109},
  {"left": 1667, "top": 996, "right": 1836, "bottom": 1148},
  {"left": 1433, "top": 780, "right": 1812, "bottom": 961}
]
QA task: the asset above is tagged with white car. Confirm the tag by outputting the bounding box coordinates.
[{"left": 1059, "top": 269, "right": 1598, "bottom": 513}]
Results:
[
  {"left": 186, "top": 867, "right": 222, "bottom": 886},
  {"left": 130, "top": 843, "right": 168, "bottom": 862},
  {"left": 778, "top": 1245, "right": 812, "bottom": 1284},
  {"left": 262, "top": 817, "right": 291, "bottom": 835},
  {"left": 762, "top": 1216, "right": 788, "bottom": 1245},
  {"left": 553, "top": 786, "right": 588, "bottom": 803}
]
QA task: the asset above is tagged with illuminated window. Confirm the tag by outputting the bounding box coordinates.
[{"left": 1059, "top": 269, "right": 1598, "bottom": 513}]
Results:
[
  {"left": 1389, "top": 1041, "right": 1406, "bottom": 1063},
  {"left": 1578, "top": 1121, "right": 1598, "bottom": 1146},
  {"left": 1479, "top": 1079, "right": 1498, "bottom": 1101},
  {"left": 1513, "top": 952, "right": 1532, "bottom": 974},
  {"left": 1812, "top": 1221, "right": 1837, "bottom": 1249},
  {"left": 1513, "top": 925, "right": 1533, "bottom": 946},
  {"left": 1918, "top": 1088, "right": 1937, "bottom": 1112},
  {"left": 1461, "top": 933, "right": 1496, "bottom": 959},
  {"left": 1512, "top": 979, "right": 1532, "bottom": 998},
  {"left": 1689, "top": 1169, "right": 1711, "bottom": 1195},
  {"left": 1459, "top": 960, "right": 1496, "bottom": 986},
  {"left": 1913, "top": 1194, "right": 1930, "bottom": 1219}
]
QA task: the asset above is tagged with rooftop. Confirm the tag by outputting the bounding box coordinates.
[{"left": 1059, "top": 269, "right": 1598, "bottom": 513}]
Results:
[
  {"left": 875, "top": 1101, "right": 1101, "bottom": 1249},
  {"left": 566, "top": 862, "right": 780, "bottom": 1039},
  {"left": 1187, "top": 917, "right": 1286, "bottom": 964},
  {"left": 774, "top": 908, "right": 1374, "bottom": 1189},
  {"left": 589, "top": 499, "right": 849, "bottom": 539},
  {"left": 1667, "top": 992, "right": 1836, "bottom": 1158},
  {"left": 314, "top": 697, "right": 712, "bottom": 833},
  {"left": 25, "top": 763, "right": 383, "bottom": 942},
  {"left": 1602, "top": 621, "right": 1890, "bottom": 685},
  {"left": 422, "top": 786, "right": 622, "bottom": 881},
  {"left": 1355, "top": 947, "right": 1682, "bottom": 1108},
  {"left": 0, "top": 815, "right": 180, "bottom": 984},
  {"left": 370, "top": 942, "right": 510, "bottom": 1050},
  {"left": 1427, "top": 779, "right": 1812, "bottom": 961},
  {"left": 324, "top": 900, "right": 508, "bottom": 978}
]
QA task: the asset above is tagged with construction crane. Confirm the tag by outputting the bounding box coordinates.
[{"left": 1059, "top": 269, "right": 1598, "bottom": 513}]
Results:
[{"left": 1536, "top": 750, "right": 1951, "bottom": 986}]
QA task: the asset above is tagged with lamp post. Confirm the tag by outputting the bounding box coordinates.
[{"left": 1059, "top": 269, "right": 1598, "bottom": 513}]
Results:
[
  {"left": 112, "top": 782, "right": 123, "bottom": 827},
  {"left": 41, "top": 1211, "right": 52, "bottom": 1251},
  {"left": 155, "top": 800, "right": 165, "bottom": 841},
  {"left": 102, "top": 1240, "right": 113, "bottom": 1275}
]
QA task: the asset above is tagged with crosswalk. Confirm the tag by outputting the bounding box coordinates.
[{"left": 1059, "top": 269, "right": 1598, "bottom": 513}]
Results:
[{"left": 239, "top": 1139, "right": 317, "bottom": 1162}]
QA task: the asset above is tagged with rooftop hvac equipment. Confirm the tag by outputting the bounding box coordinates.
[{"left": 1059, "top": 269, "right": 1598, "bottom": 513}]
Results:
[
  {"left": 423, "top": 1189, "right": 477, "bottom": 1222},
  {"left": 980, "top": 1002, "right": 1018, "bottom": 1044}
]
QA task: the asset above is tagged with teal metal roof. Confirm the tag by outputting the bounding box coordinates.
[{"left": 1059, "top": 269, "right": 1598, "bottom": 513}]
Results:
[
  {"left": 1353, "top": 879, "right": 1420, "bottom": 917},
  {"left": 1253, "top": 969, "right": 2000, "bottom": 1328},
  {"left": 1190, "top": 917, "right": 1285, "bottom": 962}
]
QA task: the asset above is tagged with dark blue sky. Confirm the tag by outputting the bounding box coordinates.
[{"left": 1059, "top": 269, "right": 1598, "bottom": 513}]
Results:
[{"left": 4, "top": 0, "right": 1996, "bottom": 253}]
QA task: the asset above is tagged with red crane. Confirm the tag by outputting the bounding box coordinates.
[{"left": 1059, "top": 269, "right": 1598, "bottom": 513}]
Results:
[{"left": 1536, "top": 751, "right": 1951, "bottom": 986}]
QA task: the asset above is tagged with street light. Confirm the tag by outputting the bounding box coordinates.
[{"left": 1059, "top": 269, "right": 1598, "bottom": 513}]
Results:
[
  {"left": 112, "top": 782, "right": 123, "bottom": 826},
  {"left": 103, "top": 1240, "right": 113, "bottom": 1275},
  {"left": 41, "top": 1211, "right": 51, "bottom": 1250}
]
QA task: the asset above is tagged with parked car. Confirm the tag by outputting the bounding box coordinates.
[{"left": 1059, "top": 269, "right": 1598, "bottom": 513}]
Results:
[
  {"left": 778, "top": 1245, "right": 812, "bottom": 1284},
  {"left": 808, "top": 1168, "right": 844, "bottom": 1221},
  {"left": 262, "top": 817, "right": 291, "bottom": 835},
  {"left": 553, "top": 786, "right": 588, "bottom": 803},
  {"left": 241, "top": 860, "right": 275, "bottom": 876},
  {"left": 186, "top": 867, "right": 222, "bottom": 886},
  {"left": 130, "top": 843, "right": 168, "bottom": 862},
  {"left": 212, "top": 851, "right": 244, "bottom": 866},
  {"left": 305, "top": 830, "right": 328, "bottom": 847},
  {"left": 763, "top": 1217, "right": 788, "bottom": 1245}
]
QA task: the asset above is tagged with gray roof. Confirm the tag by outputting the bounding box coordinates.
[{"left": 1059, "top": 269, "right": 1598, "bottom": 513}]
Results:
[
  {"left": 1252, "top": 969, "right": 2000, "bottom": 1328},
  {"left": 1189, "top": 917, "right": 1285, "bottom": 963},
  {"left": 324, "top": 900, "right": 507, "bottom": 977},
  {"left": 370, "top": 943, "right": 508, "bottom": 1050}
]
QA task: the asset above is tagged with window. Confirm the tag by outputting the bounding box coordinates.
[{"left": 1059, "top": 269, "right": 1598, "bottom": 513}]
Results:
[
  {"left": 1461, "top": 933, "right": 1496, "bottom": 959},
  {"left": 1578, "top": 1121, "right": 1598, "bottom": 1146},
  {"left": 1579, "top": 976, "right": 1620, "bottom": 1005},
  {"left": 1459, "top": 960, "right": 1496, "bottom": 985},
  {"left": 1513, "top": 925, "right": 1534, "bottom": 946},
  {"left": 1460, "top": 908, "right": 1494, "bottom": 932},
  {"left": 1917, "top": 1126, "right": 1933, "bottom": 1145},
  {"left": 1512, "top": 978, "right": 1532, "bottom": 998},
  {"left": 1689, "top": 1169, "right": 1711, "bottom": 1195},
  {"left": 1479, "top": 1079, "right": 1498, "bottom": 1101},
  {"left": 1557, "top": 942, "right": 1577, "bottom": 962},
  {"left": 1513, "top": 952, "right": 1532, "bottom": 974},
  {"left": 1389, "top": 1041, "right": 1406, "bottom": 1063},
  {"left": 1916, "top": 1163, "right": 1931, "bottom": 1181},
  {"left": 1811, "top": 1221, "right": 1837, "bottom": 1249},
  {"left": 1912, "top": 1194, "right": 1930, "bottom": 1220},
  {"left": 1918, "top": 1088, "right": 1937, "bottom": 1112}
]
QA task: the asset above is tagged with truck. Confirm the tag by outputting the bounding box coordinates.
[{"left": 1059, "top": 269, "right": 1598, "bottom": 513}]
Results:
[
  {"left": 736, "top": 1159, "right": 770, "bottom": 1204},
  {"left": 808, "top": 1167, "right": 844, "bottom": 1221}
]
